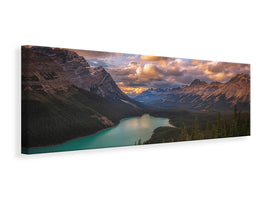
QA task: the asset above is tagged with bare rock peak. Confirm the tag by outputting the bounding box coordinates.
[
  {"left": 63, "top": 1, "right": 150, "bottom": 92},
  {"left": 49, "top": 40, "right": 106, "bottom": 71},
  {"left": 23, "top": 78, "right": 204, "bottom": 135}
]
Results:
[{"left": 190, "top": 79, "right": 208, "bottom": 86}]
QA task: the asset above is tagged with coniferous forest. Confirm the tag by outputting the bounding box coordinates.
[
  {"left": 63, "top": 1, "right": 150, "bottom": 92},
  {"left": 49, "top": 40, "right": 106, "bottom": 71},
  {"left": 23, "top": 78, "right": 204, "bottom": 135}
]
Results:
[{"left": 144, "top": 106, "right": 250, "bottom": 144}]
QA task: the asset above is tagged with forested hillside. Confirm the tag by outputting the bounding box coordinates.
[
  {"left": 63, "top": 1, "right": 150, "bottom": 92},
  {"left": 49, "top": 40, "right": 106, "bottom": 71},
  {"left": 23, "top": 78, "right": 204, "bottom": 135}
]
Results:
[{"left": 145, "top": 106, "right": 250, "bottom": 144}]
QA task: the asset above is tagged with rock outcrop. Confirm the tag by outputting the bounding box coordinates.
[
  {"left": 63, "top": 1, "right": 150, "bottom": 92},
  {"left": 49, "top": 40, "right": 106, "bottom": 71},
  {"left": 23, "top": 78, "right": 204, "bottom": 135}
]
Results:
[{"left": 22, "top": 46, "right": 139, "bottom": 106}]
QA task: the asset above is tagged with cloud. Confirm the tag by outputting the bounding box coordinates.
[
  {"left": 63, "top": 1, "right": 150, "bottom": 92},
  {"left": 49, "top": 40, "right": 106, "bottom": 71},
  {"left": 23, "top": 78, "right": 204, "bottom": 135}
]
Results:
[
  {"left": 126, "top": 55, "right": 138, "bottom": 60},
  {"left": 108, "top": 60, "right": 187, "bottom": 93},
  {"left": 75, "top": 49, "right": 250, "bottom": 94},
  {"left": 198, "top": 61, "right": 250, "bottom": 81},
  {"left": 190, "top": 59, "right": 202, "bottom": 66},
  {"left": 117, "top": 82, "right": 148, "bottom": 94},
  {"left": 134, "top": 64, "right": 165, "bottom": 80},
  {"left": 108, "top": 62, "right": 165, "bottom": 88},
  {"left": 140, "top": 55, "right": 168, "bottom": 62},
  {"left": 139, "top": 55, "right": 174, "bottom": 67},
  {"left": 113, "top": 58, "right": 249, "bottom": 94}
]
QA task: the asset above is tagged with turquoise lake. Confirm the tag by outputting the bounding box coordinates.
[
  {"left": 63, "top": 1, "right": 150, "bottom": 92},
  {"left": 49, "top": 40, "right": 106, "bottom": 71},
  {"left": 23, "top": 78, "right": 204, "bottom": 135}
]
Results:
[{"left": 22, "top": 114, "right": 172, "bottom": 154}]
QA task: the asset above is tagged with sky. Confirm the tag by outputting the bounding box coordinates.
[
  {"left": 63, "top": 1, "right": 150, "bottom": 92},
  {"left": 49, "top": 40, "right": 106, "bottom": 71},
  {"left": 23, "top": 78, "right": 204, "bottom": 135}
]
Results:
[{"left": 75, "top": 49, "right": 250, "bottom": 95}]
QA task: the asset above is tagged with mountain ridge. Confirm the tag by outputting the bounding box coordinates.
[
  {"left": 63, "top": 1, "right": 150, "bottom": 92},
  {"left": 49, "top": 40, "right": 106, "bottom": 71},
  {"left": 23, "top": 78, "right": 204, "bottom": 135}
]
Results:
[
  {"left": 22, "top": 46, "right": 142, "bottom": 107},
  {"left": 134, "top": 73, "right": 250, "bottom": 110}
]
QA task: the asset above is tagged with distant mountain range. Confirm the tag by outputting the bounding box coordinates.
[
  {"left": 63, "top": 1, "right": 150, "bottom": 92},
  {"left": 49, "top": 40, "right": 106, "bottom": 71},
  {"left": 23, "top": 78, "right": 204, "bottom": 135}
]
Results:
[
  {"left": 134, "top": 73, "right": 250, "bottom": 110},
  {"left": 22, "top": 46, "right": 143, "bottom": 148}
]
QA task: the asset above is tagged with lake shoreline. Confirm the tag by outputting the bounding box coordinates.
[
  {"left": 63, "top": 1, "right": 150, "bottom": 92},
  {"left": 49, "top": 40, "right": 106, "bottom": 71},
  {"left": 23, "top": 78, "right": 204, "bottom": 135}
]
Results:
[
  {"left": 22, "top": 113, "right": 172, "bottom": 153},
  {"left": 22, "top": 114, "right": 142, "bottom": 151}
]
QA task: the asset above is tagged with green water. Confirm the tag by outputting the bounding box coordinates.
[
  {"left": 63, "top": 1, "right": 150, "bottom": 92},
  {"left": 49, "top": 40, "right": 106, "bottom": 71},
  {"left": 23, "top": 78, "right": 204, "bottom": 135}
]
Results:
[{"left": 22, "top": 114, "right": 172, "bottom": 154}]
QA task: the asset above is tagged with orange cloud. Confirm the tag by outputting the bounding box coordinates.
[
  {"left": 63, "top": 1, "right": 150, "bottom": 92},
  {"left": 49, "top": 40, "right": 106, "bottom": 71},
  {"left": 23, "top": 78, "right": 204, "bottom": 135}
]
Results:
[
  {"left": 197, "top": 61, "right": 250, "bottom": 82},
  {"left": 132, "top": 64, "right": 164, "bottom": 81},
  {"left": 117, "top": 82, "right": 148, "bottom": 94},
  {"left": 140, "top": 55, "right": 171, "bottom": 67},
  {"left": 140, "top": 55, "right": 166, "bottom": 62},
  {"left": 126, "top": 55, "right": 138, "bottom": 60},
  {"left": 204, "top": 69, "right": 214, "bottom": 75},
  {"left": 190, "top": 59, "right": 201, "bottom": 66},
  {"left": 108, "top": 54, "right": 250, "bottom": 93},
  {"left": 207, "top": 71, "right": 235, "bottom": 81}
]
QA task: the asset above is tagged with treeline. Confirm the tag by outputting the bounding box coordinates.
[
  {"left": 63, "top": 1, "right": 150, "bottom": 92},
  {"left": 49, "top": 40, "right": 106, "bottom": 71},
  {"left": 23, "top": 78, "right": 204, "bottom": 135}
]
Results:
[{"left": 145, "top": 106, "right": 250, "bottom": 144}]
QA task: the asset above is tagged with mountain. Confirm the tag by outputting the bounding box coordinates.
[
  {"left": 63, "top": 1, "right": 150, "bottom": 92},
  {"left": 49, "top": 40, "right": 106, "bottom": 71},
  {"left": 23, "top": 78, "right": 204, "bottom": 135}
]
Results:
[
  {"left": 134, "top": 88, "right": 170, "bottom": 103},
  {"left": 190, "top": 79, "right": 208, "bottom": 87},
  {"left": 22, "top": 46, "right": 144, "bottom": 148},
  {"left": 22, "top": 46, "right": 142, "bottom": 107},
  {"left": 134, "top": 73, "right": 250, "bottom": 110}
]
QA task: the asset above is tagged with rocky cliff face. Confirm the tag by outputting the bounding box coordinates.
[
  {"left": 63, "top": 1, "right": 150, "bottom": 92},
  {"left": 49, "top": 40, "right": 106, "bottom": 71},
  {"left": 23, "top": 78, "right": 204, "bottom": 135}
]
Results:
[
  {"left": 22, "top": 46, "right": 140, "bottom": 106},
  {"left": 134, "top": 73, "right": 250, "bottom": 110},
  {"left": 22, "top": 46, "right": 70, "bottom": 95},
  {"left": 69, "top": 65, "right": 130, "bottom": 102}
]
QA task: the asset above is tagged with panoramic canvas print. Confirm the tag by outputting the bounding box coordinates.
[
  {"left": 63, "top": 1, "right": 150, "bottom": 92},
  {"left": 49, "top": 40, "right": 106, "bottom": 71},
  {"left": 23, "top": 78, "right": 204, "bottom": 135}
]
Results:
[{"left": 21, "top": 46, "right": 250, "bottom": 154}]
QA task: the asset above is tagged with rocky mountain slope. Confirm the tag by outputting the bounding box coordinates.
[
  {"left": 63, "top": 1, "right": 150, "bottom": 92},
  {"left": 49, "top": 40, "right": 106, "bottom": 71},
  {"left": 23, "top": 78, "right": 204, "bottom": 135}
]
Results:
[
  {"left": 22, "top": 46, "right": 144, "bottom": 148},
  {"left": 134, "top": 73, "right": 250, "bottom": 110},
  {"left": 22, "top": 46, "right": 141, "bottom": 106}
]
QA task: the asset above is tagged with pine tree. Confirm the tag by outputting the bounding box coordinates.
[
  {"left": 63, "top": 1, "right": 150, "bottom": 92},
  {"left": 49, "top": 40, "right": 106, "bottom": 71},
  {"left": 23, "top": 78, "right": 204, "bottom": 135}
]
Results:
[
  {"left": 212, "top": 124, "right": 218, "bottom": 138},
  {"left": 222, "top": 120, "right": 227, "bottom": 137},
  {"left": 240, "top": 112, "right": 250, "bottom": 136},
  {"left": 228, "top": 121, "right": 234, "bottom": 137},
  {"left": 138, "top": 139, "right": 142, "bottom": 145},
  {"left": 217, "top": 112, "right": 223, "bottom": 137},
  {"left": 232, "top": 105, "right": 239, "bottom": 136},
  {"left": 179, "top": 122, "right": 188, "bottom": 141},
  {"left": 205, "top": 120, "right": 212, "bottom": 139},
  {"left": 195, "top": 117, "right": 200, "bottom": 132},
  {"left": 233, "top": 119, "right": 238, "bottom": 136},
  {"left": 246, "top": 113, "right": 250, "bottom": 135},
  {"left": 192, "top": 117, "right": 204, "bottom": 140},
  {"left": 234, "top": 105, "right": 238, "bottom": 121}
]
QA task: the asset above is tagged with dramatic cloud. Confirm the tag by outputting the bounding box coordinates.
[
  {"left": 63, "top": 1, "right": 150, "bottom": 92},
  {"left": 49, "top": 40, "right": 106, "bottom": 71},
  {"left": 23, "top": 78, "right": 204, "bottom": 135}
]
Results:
[
  {"left": 117, "top": 82, "right": 148, "bottom": 95},
  {"left": 199, "top": 61, "right": 250, "bottom": 81},
  {"left": 108, "top": 60, "right": 186, "bottom": 94},
  {"left": 108, "top": 58, "right": 250, "bottom": 94},
  {"left": 134, "top": 64, "right": 164, "bottom": 80},
  {"left": 75, "top": 49, "right": 250, "bottom": 95}
]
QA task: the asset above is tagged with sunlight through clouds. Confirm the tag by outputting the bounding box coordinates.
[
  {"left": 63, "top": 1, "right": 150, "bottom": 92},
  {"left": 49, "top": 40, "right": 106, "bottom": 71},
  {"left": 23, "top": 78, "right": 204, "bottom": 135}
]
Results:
[{"left": 75, "top": 50, "right": 250, "bottom": 95}]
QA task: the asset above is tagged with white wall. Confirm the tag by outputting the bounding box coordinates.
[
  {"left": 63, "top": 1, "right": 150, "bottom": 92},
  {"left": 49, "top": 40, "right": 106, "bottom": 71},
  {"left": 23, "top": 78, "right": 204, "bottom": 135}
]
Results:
[{"left": 1, "top": 0, "right": 266, "bottom": 200}]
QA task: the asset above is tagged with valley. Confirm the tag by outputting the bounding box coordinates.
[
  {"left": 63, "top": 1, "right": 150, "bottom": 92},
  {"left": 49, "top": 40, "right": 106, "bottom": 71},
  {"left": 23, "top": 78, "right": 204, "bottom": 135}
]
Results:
[{"left": 21, "top": 46, "right": 250, "bottom": 153}]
